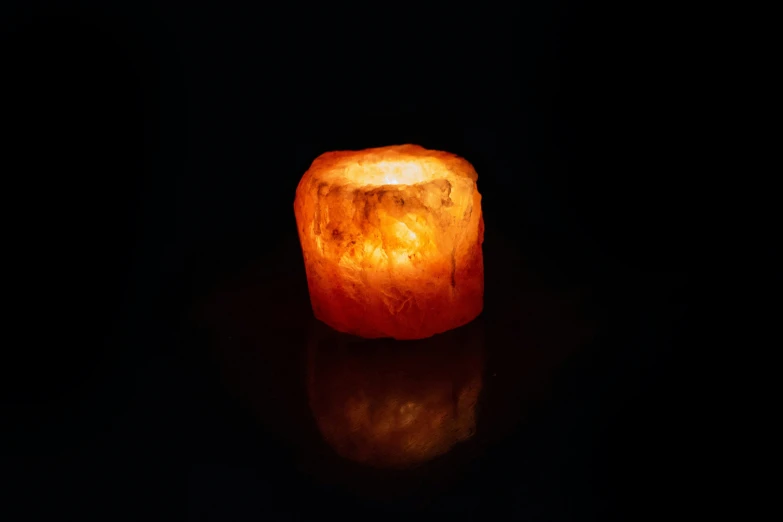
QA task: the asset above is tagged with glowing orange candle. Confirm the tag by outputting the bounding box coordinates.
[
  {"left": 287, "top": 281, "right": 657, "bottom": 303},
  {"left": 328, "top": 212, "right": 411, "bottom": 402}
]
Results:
[{"left": 294, "top": 145, "right": 484, "bottom": 340}]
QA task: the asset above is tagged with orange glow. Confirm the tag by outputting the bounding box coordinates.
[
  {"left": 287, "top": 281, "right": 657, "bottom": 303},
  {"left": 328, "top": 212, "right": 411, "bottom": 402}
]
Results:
[{"left": 294, "top": 145, "right": 484, "bottom": 340}]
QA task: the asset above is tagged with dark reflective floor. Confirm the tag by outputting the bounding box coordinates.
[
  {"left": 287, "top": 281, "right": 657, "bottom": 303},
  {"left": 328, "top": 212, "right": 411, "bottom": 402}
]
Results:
[
  {"left": 193, "top": 227, "right": 598, "bottom": 512},
  {"left": 307, "top": 318, "right": 484, "bottom": 471}
]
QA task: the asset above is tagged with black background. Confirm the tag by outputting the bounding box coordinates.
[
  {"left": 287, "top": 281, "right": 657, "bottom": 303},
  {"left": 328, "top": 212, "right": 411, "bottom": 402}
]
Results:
[{"left": 2, "top": 1, "right": 718, "bottom": 520}]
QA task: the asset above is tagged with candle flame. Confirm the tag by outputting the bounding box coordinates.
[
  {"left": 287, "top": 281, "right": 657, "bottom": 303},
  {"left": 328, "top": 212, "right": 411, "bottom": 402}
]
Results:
[{"left": 341, "top": 159, "right": 436, "bottom": 187}]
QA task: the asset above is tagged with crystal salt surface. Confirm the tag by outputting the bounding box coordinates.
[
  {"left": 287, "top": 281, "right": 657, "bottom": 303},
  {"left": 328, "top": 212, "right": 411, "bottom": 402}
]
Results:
[{"left": 294, "top": 145, "right": 484, "bottom": 340}]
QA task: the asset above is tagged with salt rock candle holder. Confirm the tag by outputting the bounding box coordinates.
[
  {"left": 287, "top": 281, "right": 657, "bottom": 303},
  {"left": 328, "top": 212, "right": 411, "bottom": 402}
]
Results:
[{"left": 294, "top": 144, "right": 484, "bottom": 340}]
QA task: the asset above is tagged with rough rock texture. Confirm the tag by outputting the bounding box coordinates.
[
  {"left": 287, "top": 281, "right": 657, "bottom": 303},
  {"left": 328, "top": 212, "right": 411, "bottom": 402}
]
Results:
[
  {"left": 307, "top": 319, "right": 484, "bottom": 468},
  {"left": 294, "top": 145, "right": 484, "bottom": 340}
]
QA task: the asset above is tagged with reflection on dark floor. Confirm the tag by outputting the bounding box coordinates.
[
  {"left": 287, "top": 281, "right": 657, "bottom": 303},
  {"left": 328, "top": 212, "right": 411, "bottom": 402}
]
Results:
[
  {"left": 307, "top": 319, "right": 484, "bottom": 469},
  {"left": 196, "top": 232, "right": 597, "bottom": 504}
]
